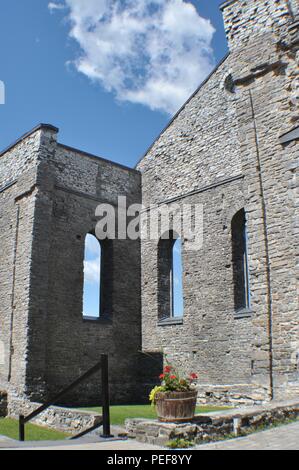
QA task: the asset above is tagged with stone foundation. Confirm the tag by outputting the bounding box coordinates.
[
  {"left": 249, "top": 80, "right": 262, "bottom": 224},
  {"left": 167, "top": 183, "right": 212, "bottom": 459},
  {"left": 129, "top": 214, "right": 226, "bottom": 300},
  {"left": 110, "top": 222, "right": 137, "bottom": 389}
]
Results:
[
  {"left": 8, "top": 398, "right": 102, "bottom": 435},
  {"left": 126, "top": 400, "right": 299, "bottom": 446}
]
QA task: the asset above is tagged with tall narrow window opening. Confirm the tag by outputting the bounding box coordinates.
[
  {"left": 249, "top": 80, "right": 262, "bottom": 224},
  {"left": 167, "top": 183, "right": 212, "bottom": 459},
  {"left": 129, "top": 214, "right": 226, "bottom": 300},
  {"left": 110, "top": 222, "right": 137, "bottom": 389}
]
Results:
[
  {"left": 158, "top": 232, "right": 184, "bottom": 321},
  {"left": 172, "top": 238, "right": 184, "bottom": 317},
  {"left": 83, "top": 234, "right": 101, "bottom": 319},
  {"left": 232, "top": 209, "right": 251, "bottom": 312}
]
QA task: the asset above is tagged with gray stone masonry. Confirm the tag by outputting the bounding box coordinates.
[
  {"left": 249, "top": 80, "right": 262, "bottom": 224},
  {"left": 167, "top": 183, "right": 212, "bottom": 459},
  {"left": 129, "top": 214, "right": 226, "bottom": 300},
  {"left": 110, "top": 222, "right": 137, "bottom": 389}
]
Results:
[
  {"left": 0, "top": 124, "right": 159, "bottom": 406},
  {"left": 126, "top": 399, "right": 299, "bottom": 446},
  {"left": 137, "top": 0, "right": 299, "bottom": 404},
  {"left": 8, "top": 398, "right": 102, "bottom": 435}
]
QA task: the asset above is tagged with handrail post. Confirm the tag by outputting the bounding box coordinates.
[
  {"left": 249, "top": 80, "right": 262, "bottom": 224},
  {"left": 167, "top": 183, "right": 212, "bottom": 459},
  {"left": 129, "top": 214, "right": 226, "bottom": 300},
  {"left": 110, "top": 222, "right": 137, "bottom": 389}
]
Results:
[
  {"left": 16, "top": 358, "right": 110, "bottom": 441},
  {"left": 19, "top": 415, "right": 25, "bottom": 442},
  {"left": 101, "top": 354, "right": 113, "bottom": 438}
]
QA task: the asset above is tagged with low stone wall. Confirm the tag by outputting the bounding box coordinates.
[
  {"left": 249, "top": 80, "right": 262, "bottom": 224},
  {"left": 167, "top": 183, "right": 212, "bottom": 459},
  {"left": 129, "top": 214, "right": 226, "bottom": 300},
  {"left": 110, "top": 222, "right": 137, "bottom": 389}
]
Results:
[
  {"left": 196, "top": 384, "right": 269, "bottom": 406},
  {"left": 126, "top": 399, "right": 299, "bottom": 446},
  {"left": 8, "top": 398, "right": 102, "bottom": 435},
  {"left": 0, "top": 391, "right": 7, "bottom": 417}
]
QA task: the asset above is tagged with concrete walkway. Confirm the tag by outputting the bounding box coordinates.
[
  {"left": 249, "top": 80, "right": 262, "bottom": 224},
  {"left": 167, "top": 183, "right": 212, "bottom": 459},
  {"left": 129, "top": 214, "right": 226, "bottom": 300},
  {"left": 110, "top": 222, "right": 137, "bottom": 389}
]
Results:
[
  {"left": 196, "top": 421, "right": 299, "bottom": 451},
  {"left": 1, "top": 438, "right": 163, "bottom": 451}
]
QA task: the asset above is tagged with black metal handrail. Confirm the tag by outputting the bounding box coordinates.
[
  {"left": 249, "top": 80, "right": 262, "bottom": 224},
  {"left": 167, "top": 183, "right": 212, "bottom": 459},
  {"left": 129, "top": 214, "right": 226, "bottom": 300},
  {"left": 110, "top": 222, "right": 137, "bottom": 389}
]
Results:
[{"left": 19, "top": 354, "right": 112, "bottom": 441}]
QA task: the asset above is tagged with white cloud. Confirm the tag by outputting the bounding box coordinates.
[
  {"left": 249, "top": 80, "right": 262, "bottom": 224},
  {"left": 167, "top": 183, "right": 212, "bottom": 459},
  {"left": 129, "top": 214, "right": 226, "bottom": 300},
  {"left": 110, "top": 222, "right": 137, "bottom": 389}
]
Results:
[
  {"left": 84, "top": 234, "right": 101, "bottom": 284},
  {"left": 84, "top": 257, "right": 101, "bottom": 284},
  {"left": 48, "top": 2, "right": 65, "bottom": 12},
  {"left": 0, "top": 80, "right": 5, "bottom": 105},
  {"left": 49, "top": 0, "right": 216, "bottom": 115}
]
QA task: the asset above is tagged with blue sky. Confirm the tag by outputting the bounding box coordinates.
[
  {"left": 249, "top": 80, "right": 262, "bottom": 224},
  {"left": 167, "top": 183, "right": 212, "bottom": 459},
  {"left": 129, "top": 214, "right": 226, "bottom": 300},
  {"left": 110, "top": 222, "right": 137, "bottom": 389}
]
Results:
[
  {"left": 83, "top": 234, "right": 101, "bottom": 318},
  {"left": 0, "top": 0, "right": 227, "bottom": 169},
  {"left": 173, "top": 239, "right": 184, "bottom": 318}
]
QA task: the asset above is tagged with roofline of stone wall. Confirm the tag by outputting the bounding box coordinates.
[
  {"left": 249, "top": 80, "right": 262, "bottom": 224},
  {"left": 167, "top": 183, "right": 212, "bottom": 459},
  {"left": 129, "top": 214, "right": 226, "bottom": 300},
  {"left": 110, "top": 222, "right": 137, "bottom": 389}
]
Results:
[
  {"left": 0, "top": 123, "right": 59, "bottom": 158},
  {"left": 57, "top": 143, "right": 140, "bottom": 175},
  {"left": 219, "top": 0, "right": 238, "bottom": 11},
  {"left": 0, "top": 123, "right": 140, "bottom": 175},
  {"left": 135, "top": 53, "right": 230, "bottom": 169}
]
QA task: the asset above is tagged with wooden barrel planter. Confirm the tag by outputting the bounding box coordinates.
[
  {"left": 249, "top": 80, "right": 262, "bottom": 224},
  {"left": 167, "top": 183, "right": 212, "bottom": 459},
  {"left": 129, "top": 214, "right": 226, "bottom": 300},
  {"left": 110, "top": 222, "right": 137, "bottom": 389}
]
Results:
[{"left": 155, "top": 391, "right": 198, "bottom": 423}]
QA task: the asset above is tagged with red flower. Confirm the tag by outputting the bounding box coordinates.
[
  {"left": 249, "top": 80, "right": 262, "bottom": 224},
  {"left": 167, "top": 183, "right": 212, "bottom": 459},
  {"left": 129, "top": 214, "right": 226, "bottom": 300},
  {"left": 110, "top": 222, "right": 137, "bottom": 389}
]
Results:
[
  {"left": 164, "top": 366, "right": 172, "bottom": 373},
  {"left": 190, "top": 373, "right": 198, "bottom": 380},
  {"left": 159, "top": 374, "right": 165, "bottom": 380},
  {"left": 170, "top": 375, "right": 177, "bottom": 380}
]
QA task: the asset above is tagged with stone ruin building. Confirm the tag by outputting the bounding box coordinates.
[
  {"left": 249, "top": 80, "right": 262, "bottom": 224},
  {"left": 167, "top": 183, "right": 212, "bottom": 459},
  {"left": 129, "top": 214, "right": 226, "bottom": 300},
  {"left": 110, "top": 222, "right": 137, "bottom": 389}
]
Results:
[{"left": 0, "top": 0, "right": 298, "bottom": 414}]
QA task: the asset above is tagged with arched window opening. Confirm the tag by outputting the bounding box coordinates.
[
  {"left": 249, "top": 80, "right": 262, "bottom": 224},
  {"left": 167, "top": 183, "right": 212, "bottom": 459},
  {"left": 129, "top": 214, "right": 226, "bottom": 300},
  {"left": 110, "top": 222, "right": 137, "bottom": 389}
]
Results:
[
  {"left": 158, "top": 232, "right": 184, "bottom": 321},
  {"left": 232, "top": 209, "right": 251, "bottom": 312},
  {"left": 83, "top": 234, "right": 101, "bottom": 319},
  {"left": 224, "top": 73, "right": 235, "bottom": 94}
]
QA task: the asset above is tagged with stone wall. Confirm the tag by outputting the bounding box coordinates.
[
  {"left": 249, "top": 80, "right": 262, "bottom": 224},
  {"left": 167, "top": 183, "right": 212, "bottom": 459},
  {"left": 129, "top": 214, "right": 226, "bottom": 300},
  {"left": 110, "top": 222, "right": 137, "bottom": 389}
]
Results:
[
  {"left": 0, "top": 125, "right": 149, "bottom": 406},
  {"left": 126, "top": 399, "right": 299, "bottom": 446},
  {"left": 138, "top": 54, "right": 266, "bottom": 403},
  {"left": 8, "top": 397, "right": 102, "bottom": 435},
  {"left": 137, "top": 0, "right": 298, "bottom": 404},
  {"left": 24, "top": 130, "right": 144, "bottom": 404},
  {"left": 0, "top": 127, "right": 44, "bottom": 399},
  {"left": 230, "top": 3, "right": 299, "bottom": 401},
  {"left": 220, "top": 0, "right": 291, "bottom": 51}
]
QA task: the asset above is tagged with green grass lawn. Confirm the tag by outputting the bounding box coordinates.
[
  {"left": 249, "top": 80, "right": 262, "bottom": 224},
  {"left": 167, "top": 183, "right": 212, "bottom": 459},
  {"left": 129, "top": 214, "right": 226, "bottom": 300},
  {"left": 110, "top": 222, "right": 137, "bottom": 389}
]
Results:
[
  {"left": 82, "top": 405, "right": 231, "bottom": 426},
  {"left": 0, "top": 405, "right": 230, "bottom": 441},
  {"left": 0, "top": 418, "right": 68, "bottom": 441}
]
